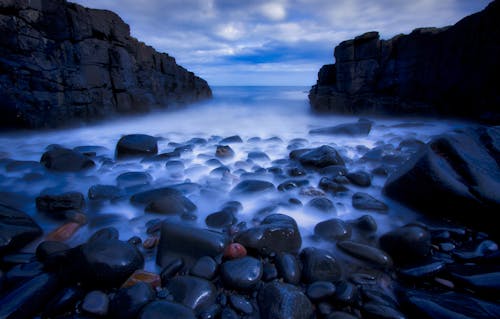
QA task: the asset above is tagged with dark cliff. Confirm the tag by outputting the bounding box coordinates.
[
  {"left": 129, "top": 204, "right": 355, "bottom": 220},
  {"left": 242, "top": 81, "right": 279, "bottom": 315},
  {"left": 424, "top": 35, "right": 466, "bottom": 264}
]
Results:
[
  {"left": 0, "top": 0, "right": 212, "bottom": 129},
  {"left": 309, "top": 0, "right": 500, "bottom": 121}
]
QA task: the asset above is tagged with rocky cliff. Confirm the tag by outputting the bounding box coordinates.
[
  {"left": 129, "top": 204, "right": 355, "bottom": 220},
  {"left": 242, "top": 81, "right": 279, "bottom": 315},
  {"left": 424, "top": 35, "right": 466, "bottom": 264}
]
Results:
[
  {"left": 309, "top": 0, "right": 500, "bottom": 121},
  {"left": 0, "top": 0, "right": 212, "bottom": 129}
]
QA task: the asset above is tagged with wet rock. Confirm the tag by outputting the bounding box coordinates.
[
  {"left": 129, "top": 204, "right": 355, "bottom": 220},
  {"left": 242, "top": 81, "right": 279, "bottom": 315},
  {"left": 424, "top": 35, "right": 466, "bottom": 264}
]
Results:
[
  {"left": 139, "top": 300, "right": 196, "bottom": 319},
  {"left": 160, "top": 258, "right": 184, "bottom": 283},
  {"left": 117, "top": 172, "right": 153, "bottom": 189},
  {"left": 42, "top": 286, "right": 85, "bottom": 319},
  {"left": 248, "top": 151, "right": 270, "bottom": 161},
  {"left": 223, "top": 243, "right": 247, "bottom": 260},
  {"left": 314, "top": 218, "right": 352, "bottom": 241},
  {"left": 41, "top": 147, "right": 95, "bottom": 171},
  {"left": 320, "top": 165, "right": 348, "bottom": 177},
  {"left": 332, "top": 281, "right": 357, "bottom": 305},
  {"left": 229, "top": 295, "right": 254, "bottom": 315},
  {"left": 288, "top": 167, "right": 307, "bottom": 177},
  {"left": 301, "top": 247, "right": 342, "bottom": 283},
  {"left": 46, "top": 222, "right": 82, "bottom": 242},
  {"left": 306, "top": 281, "right": 336, "bottom": 301},
  {"left": 289, "top": 148, "right": 312, "bottom": 160},
  {"left": 447, "top": 264, "right": 500, "bottom": 296},
  {"left": 145, "top": 192, "right": 197, "bottom": 215},
  {"left": 4, "top": 261, "right": 44, "bottom": 287},
  {"left": 298, "top": 145, "right": 345, "bottom": 168},
  {"left": 216, "top": 145, "right": 235, "bottom": 159},
  {"left": 306, "top": 197, "right": 335, "bottom": 213},
  {"left": 116, "top": 134, "right": 158, "bottom": 159},
  {"left": 221, "top": 256, "right": 263, "bottom": 290},
  {"left": 36, "top": 241, "right": 70, "bottom": 262},
  {"left": 0, "top": 202, "right": 42, "bottom": 254},
  {"left": 319, "top": 177, "right": 349, "bottom": 194},
  {"left": 81, "top": 290, "right": 109, "bottom": 316},
  {"left": 352, "top": 192, "right": 388, "bottom": 212},
  {"left": 220, "top": 135, "right": 243, "bottom": 144},
  {"left": 157, "top": 222, "right": 227, "bottom": 267},
  {"left": 190, "top": 256, "right": 218, "bottom": 280},
  {"left": 258, "top": 281, "right": 313, "bottom": 319},
  {"left": 309, "top": 120, "right": 372, "bottom": 136},
  {"left": 453, "top": 239, "right": 498, "bottom": 261},
  {"left": 347, "top": 215, "right": 378, "bottom": 233},
  {"left": 74, "top": 239, "right": 144, "bottom": 288},
  {"left": 346, "top": 171, "right": 372, "bottom": 187},
  {"left": 231, "top": 180, "right": 275, "bottom": 195},
  {"left": 362, "top": 302, "right": 406, "bottom": 319},
  {"left": 122, "top": 270, "right": 161, "bottom": 289},
  {"left": 379, "top": 225, "right": 431, "bottom": 264},
  {"left": 235, "top": 214, "right": 302, "bottom": 255},
  {"left": 167, "top": 276, "right": 217, "bottom": 313},
  {"left": 88, "top": 184, "right": 123, "bottom": 201},
  {"left": 130, "top": 187, "right": 181, "bottom": 204},
  {"left": 36, "top": 192, "right": 85, "bottom": 215},
  {"left": 88, "top": 227, "right": 119, "bottom": 243},
  {"left": 337, "top": 240, "right": 393, "bottom": 267},
  {"left": 399, "top": 260, "right": 445, "bottom": 278},
  {"left": 276, "top": 252, "right": 301, "bottom": 284},
  {"left": 206, "top": 210, "right": 236, "bottom": 228},
  {"left": 221, "top": 307, "right": 239, "bottom": 319},
  {"left": 262, "top": 262, "right": 278, "bottom": 281},
  {"left": 325, "top": 311, "right": 359, "bottom": 319},
  {"left": 0, "top": 273, "right": 60, "bottom": 319},
  {"left": 109, "top": 282, "right": 156, "bottom": 319}
]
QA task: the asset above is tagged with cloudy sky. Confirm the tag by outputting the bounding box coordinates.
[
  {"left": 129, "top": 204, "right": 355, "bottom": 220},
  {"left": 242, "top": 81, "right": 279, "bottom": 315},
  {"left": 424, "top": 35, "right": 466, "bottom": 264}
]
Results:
[{"left": 72, "top": 0, "right": 491, "bottom": 86}]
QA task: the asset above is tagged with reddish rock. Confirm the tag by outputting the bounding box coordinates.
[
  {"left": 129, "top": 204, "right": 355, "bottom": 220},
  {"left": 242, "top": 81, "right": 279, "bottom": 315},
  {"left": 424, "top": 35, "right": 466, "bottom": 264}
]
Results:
[
  {"left": 46, "top": 222, "right": 81, "bottom": 242},
  {"left": 122, "top": 270, "right": 161, "bottom": 289},
  {"left": 224, "top": 243, "right": 247, "bottom": 260}
]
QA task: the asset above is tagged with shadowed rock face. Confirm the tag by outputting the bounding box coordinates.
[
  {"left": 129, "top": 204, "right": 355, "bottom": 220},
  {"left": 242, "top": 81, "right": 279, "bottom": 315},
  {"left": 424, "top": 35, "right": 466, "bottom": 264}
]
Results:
[
  {"left": 309, "top": 0, "right": 500, "bottom": 122},
  {"left": 0, "top": 0, "right": 212, "bottom": 129}
]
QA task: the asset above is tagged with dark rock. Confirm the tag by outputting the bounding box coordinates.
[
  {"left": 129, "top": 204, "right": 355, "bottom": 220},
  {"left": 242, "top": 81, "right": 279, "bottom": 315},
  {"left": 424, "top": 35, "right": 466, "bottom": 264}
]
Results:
[
  {"left": 289, "top": 148, "right": 312, "bottom": 160},
  {"left": 109, "top": 282, "right": 156, "bottom": 319},
  {"left": 453, "top": 239, "right": 498, "bottom": 261},
  {"left": 248, "top": 151, "right": 271, "bottom": 161},
  {"left": 130, "top": 187, "right": 182, "bottom": 204},
  {"left": 258, "top": 281, "right": 313, "bottom": 319},
  {"left": 231, "top": 180, "right": 275, "bottom": 195},
  {"left": 310, "top": 119, "right": 372, "bottom": 136},
  {"left": 399, "top": 260, "right": 445, "bottom": 278},
  {"left": 262, "top": 262, "right": 278, "bottom": 281},
  {"left": 156, "top": 222, "right": 227, "bottom": 267},
  {"left": 306, "top": 197, "right": 335, "bottom": 213},
  {"left": 362, "top": 302, "right": 406, "bottom": 319},
  {"left": 40, "top": 148, "right": 95, "bottom": 171},
  {"left": 306, "top": 281, "right": 336, "bottom": 301},
  {"left": 4, "top": 261, "right": 44, "bottom": 287},
  {"left": 347, "top": 215, "right": 378, "bottom": 233},
  {"left": 88, "top": 184, "right": 123, "bottom": 201},
  {"left": 298, "top": 145, "right": 345, "bottom": 168},
  {"left": 43, "top": 286, "right": 85, "bottom": 319},
  {"left": 160, "top": 258, "right": 184, "bottom": 284},
  {"left": 379, "top": 225, "right": 431, "bottom": 264},
  {"left": 139, "top": 300, "right": 196, "bottom": 319},
  {"left": 145, "top": 193, "right": 196, "bottom": 215},
  {"left": 88, "top": 227, "right": 119, "bottom": 243},
  {"left": 301, "top": 247, "right": 342, "bottom": 283},
  {"left": 167, "top": 276, "right": 217, "bottom": 313},
  {"left": 117, "top": 172, "right": 152, "bottom": 189},
  {"left": 0, "top": 202, "right": 42, "bottom": 255},
  {"left": 352, "top": 192, "right": 388, "bottom": 212},
  {"left": 229, "top": 295, "right": 253, "bottom": 315},
  {"left": 81, "top": 290, "right": 109, "bottom": 316},
  {"left": 221, "top": 256, "right": 263, "bottom": 290},
  {"left": 0, "top": 273, "right": 60, "bottom": 319},
  {"left": 36, "top": 240, "right": 70, "bottom": 262},
  {"left": 446, "top": 264, "right": 500, "bottom": 296},
  {"left": 36, "top": 192, "right": 85, "bottom": 214},
  {"left": 346, "top": 171, "right": 372, "bottom": 187},
  {"left": 216, "top": 145, "right": 235, "bottom": 159},
  {"left": 337, "top": 241, "right": 393, "bottom": 267},
  {"left": 275, "top": 253, "right": 301, "bottom": 284},
  {"left": 319, "top": 177, "right": 349, "bottom": 194},
  {"left": 221, "top": 307, "right": 239, "bottom": 319},
  {"left": 332, "top": 281, "right": 357, "bottom": 305},
  {"left": 314, "top": 218, "right": 352, "bottom": 241},
  {"left": 116, "top": 134, "right": 158, "bottom": 159},
  {"left": 190, "top": 256, "right": 218, "bottom": 280},
  {"left": 206, "top": 210, "right": 236, "bottom": 228},
  {"left": 325, "top": 311, "right": 359, "bottom": 319},
  {"left": 74, "top": 145, "right": 109, "bottom": 157},
  {"left": 309, "top": 2, "right": 500, "bottom": 121},
  {"left": 384, "top": 128, "right": 500, "bottom": 234},
  {"left": 235, "top": 214, "right": 302, "bottom": 255},
  {"left": 220, "top": 135, "right": 243, "bottom": 144}
]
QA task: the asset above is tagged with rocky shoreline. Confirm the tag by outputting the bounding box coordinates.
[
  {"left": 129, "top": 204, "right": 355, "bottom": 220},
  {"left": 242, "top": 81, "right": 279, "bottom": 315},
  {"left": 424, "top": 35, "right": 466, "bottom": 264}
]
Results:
[
  {"left": 309, "top": 0, "right": 500, "bottom": 122},
  {"left": 0, "top": 0, "right": 211, "bottom": 129},
  {"left": 1, "top": 118, "right": 499, "bottom": 319}
]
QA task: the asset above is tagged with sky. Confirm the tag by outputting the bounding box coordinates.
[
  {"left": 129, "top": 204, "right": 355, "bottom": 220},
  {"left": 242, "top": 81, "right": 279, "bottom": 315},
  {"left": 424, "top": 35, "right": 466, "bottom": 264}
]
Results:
[{"left": 72, "top": 0, "right": 492, "bottom": 86}]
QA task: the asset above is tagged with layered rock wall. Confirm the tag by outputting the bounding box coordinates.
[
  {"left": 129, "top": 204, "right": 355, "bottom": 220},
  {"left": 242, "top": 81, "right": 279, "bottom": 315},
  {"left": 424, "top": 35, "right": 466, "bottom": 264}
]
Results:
[
  {"left": 0, "top": 0, "right": 212, "bottom": 128},
  {"left": 309, "top": 1, "right": 500, "bottom": 121}
]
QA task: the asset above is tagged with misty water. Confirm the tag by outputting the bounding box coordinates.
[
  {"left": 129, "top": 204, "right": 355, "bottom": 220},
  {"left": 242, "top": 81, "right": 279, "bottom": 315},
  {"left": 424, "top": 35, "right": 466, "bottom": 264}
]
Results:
[{"left": 0, "top": 86, "right": 470, "bottom": 271}]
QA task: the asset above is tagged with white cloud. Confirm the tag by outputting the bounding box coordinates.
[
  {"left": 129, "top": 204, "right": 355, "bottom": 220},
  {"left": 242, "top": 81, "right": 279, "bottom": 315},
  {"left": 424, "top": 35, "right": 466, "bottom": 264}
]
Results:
[{"left": 260, "top": 2, "right": 287, "bottom": 21}]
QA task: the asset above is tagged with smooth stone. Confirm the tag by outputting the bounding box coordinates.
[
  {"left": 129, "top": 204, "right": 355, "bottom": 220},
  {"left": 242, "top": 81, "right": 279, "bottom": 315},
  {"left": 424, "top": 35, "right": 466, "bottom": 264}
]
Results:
[
  {"left": 306, "top": 281, "right": 336, "bottom": 301},
  {"left": 319, "top": 177, "right": 349, "bottom": 193},
  {"left": 275, "top": 252, "right": 301, "bottom": 284},
  {"left": 379, "top": 225, "right": 432, "bottom": 264},
  {"left": 40, "top": 147, "right": 95, "bottom": 171},
  {"left": 248, "top": 151, "right": 270, "bottom": 161},
  {"left": 0, "top": 202, "right": 42, "bottom": 254},
  {"left": 216, "top": 145, "right": 235, "bottom": 158},
  {"left": 73, "top": 145, "right": 109, "bottom": 156},
  {"left": 314, "top": 218, "right": 352, "bottom": 241},
  {"left": 205, "top": 210, "right": 236, "bottom": 228},
  {"left": 235, "top": 214, "right": 302, "bottom": 255},
  {"left": 301, "top": 247, "right": 342, "bottom": 283},
  {"left": 221, "top": 307, "right": 239, "bottom": 319},
  {"left": 223, "top": 243, "right": 247, "bottom": 260},
  {"left": 139, "top": 301, "right": 196, "bottom": 319},
  {"left": 167, "top": 276, "right": 217, "bottom": 313},
  {"left": 143, "top": 151, "right": 180, "bottom": 163},
  {"left": 325, "top": 311, "right": 359, "bottom": 319},
  {"left": 361, "top": 287, "right": 398, "bottom": 308},
  {"left": 42, "top": 286, "right": 85, "bottom": 319},
  {"left": 116, "top": 134, "right": 158, "bottom": 159},
  {"left": 2, "top": 253, "right": 36, "bottom": 266},
  {"left": 298, "top": 145, "right": 345, "bottom": 168},
  {"left": 0, "top": 273, "right": 60, "bottom": 319},
  {"left": 352, "top": 192, "right": 388, "bottom": 212},
  {"left": 399, "top": 260, "right": 445, "bottom": 278},
  {"left": 231, "top": 180, "right": 275, "bottom": 195},
  {"left": 306, "top": 197, "right": 335, "bottom": 213},
  {"left": 309, "top": 120, "right": 372, "bottom": 136},
  {"left": 145, "top": 193, "right": 197, "bottom": 215},
  {"left": 221, "top": 256, "right": 263, "bottom": 290},
  {"left": 229, "top": 295, "right": 253, "bottom": 315},
  {"left": 337, "top": 240, "right": 393, "bottom": 267},
  {"left": 198, "top": 304, "right": 222, "bottom": 319},
  {"left": 262, "top": 262, "right": 278, "bottom": 281},
  {"left": 36, "top": 241, "right": 70, "bottom": 261},
  {"left": 160, "top": 258, "right": 184, "bottom": 284},
  {"left": 46, "top": 222, "right": 82, "bottom": 242},
  {"left": 332, "top": 281, "right": 357, "bottom": 305},
  {"left": 121, "top": 270, "right": 161, "bottom": 289},
  {"left": 447, "top": 264, "right": 500, "bottom": 296},
  {"left": 130, "top": 187, "right": 183, "bottom": 204},
  {"left": 88, "top": 185, "right": 123, "bottom": 201},
  {"left": 346, "top": 171, "right": 372, "bottom": 187},
  {"left": 220, "top": 135, "right": 243, "bottom": 144},
  {"left": 109, "top": 282, "right": 156, "bottom": 319},
  {"left": 258, "top": 282, "right": 313, "bottom": 319},
  {"left": 157, "top": 222, "right": 227, "bottom": 267},
  {"left": 4, "top": 261, "right": 44, "bottom": 286},
  {"left": 190, "top": 256, "right": 218, "bottom": 280},
  {"left": 81, "top": 290, "right": 109, "bottom": 316},
  {"left": 347, "top": 215, "right": 378, "bottom": 233},
  {"left": 289, "top": 148, "right": 312, "bottom": 160},
  {"left": 117, "top": 172, "right": 152, "bottom": 188},
  {"left": 319, "top": 165, "right": 348, "bottom": 177},
  {"left": 362, "top": 302, "right": 406, "bottom": 319},
  {"left": 452, "top": 240, "right": 498, "bottom": 261},
  {"left": 36, "top": 192, "right": 85, "bottom": 214},
  {"left": 88, "top": 227, "right": 119, "bottom": 243}
]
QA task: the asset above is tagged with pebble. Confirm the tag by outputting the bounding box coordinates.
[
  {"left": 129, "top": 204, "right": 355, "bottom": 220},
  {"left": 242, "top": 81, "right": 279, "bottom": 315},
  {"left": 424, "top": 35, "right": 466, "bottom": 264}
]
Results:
[
  {"left": 229, "top": 295, "right": 253, "bottom": 314},
  {"left": 81, "top": 290, "right": 109, "bottom": 316},
  {"left": 138, "top": 300, "right": 196, "bottom": 319},
  {"left": 109, "top": 282, "right": 156, "bottom": 319},
  {"left": 122, "top": 269, "right": 161, "bottom": 288},
  {"left": 276, "top": 252, "right": 302, "bottom": 284},
  {"left": 223, "top": 243, "right": 247, "bottom": 259},
  {"left": 314, "top": 218, "right": 352, "bottom": 241},
  {"left": 352, "top": 192, "right": 388, "bottom": 212},
  {"left": 258, "top": 282, "right": 313, "bottom": 319},
  {"left": 306, "top": 281, "right": 336, "bottom": 301},
  {"left": 301, "top": 247, "right": 342, "bottom": 283},
  {"left": 190, "top": 256, "right": 218, "bottom": 280},
  {"left": 167, "top": 276, "right": 217, "bottom": 313},
  {"left": 337, "top": 240, "right": 393, "bottom": 267},
  {"left": 221, "top": 256, "right": 263, "bottom": 290}
]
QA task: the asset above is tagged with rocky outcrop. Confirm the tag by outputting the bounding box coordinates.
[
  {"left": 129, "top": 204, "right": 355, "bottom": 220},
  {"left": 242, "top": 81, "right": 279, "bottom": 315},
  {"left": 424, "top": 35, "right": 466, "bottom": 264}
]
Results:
[
  {"left": 0, "top": 0, "right": 211, "bottom": 129},
  {"left": 309, "top": 1, "right": 500, "bottom": 121}
]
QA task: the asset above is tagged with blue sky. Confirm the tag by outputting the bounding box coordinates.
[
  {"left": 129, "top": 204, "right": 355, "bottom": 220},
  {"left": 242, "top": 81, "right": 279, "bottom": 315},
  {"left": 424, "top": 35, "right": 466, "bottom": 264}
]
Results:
[{"left": 72, "top": 0, "right": 492, "bottom": 86}]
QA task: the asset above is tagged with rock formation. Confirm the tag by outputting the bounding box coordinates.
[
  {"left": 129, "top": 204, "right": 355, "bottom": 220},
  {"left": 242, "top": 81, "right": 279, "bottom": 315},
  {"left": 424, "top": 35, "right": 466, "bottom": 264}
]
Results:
[
  {"left": 0, "top": 0, "right": 212, "bottom": 129},
  {"left": 309, "top": 0, "right": 500, "bottom": 122}
]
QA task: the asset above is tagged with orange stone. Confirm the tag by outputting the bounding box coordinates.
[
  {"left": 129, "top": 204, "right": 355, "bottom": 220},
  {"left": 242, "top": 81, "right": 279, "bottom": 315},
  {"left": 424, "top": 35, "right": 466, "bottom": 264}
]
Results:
[
  {"left": 46, "top": 222, "right": 81, "bottom": 242},
  {"left": 122, "top": 269, "right": 161, "bottom": 288},
  {"left": 223, "top": 243, "right": 247, "bottom": 259},
  {"left": 143, "top": 236, "right": 159, "bottom": 249}
]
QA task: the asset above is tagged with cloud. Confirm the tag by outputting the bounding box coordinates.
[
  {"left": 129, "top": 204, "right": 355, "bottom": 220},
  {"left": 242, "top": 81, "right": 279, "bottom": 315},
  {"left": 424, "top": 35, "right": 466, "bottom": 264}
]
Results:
[{"left": 72, "top": 0, "right": 492, "bottom": 85}]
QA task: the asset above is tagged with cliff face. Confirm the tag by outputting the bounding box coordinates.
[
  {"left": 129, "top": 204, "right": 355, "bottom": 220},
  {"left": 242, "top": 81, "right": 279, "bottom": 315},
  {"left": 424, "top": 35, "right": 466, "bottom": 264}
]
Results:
[
  {"left": 309, "top": 0, "right": 500, "bottom": 121},
  {"left": 0, "top": 0, "right": 212, "bottom": 129}
]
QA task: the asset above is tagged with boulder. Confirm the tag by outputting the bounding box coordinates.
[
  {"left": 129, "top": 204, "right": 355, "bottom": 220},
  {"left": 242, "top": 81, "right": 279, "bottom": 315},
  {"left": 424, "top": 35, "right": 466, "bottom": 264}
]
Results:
[
  {"left": 298, "top": 145, "right": 345, "bottom": 168},
  {"left": 116, "top": 134, "right": 158, "bottom": 159},
  {"left": 40, "top": 148, "right": 95, "bottom": 172}
]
